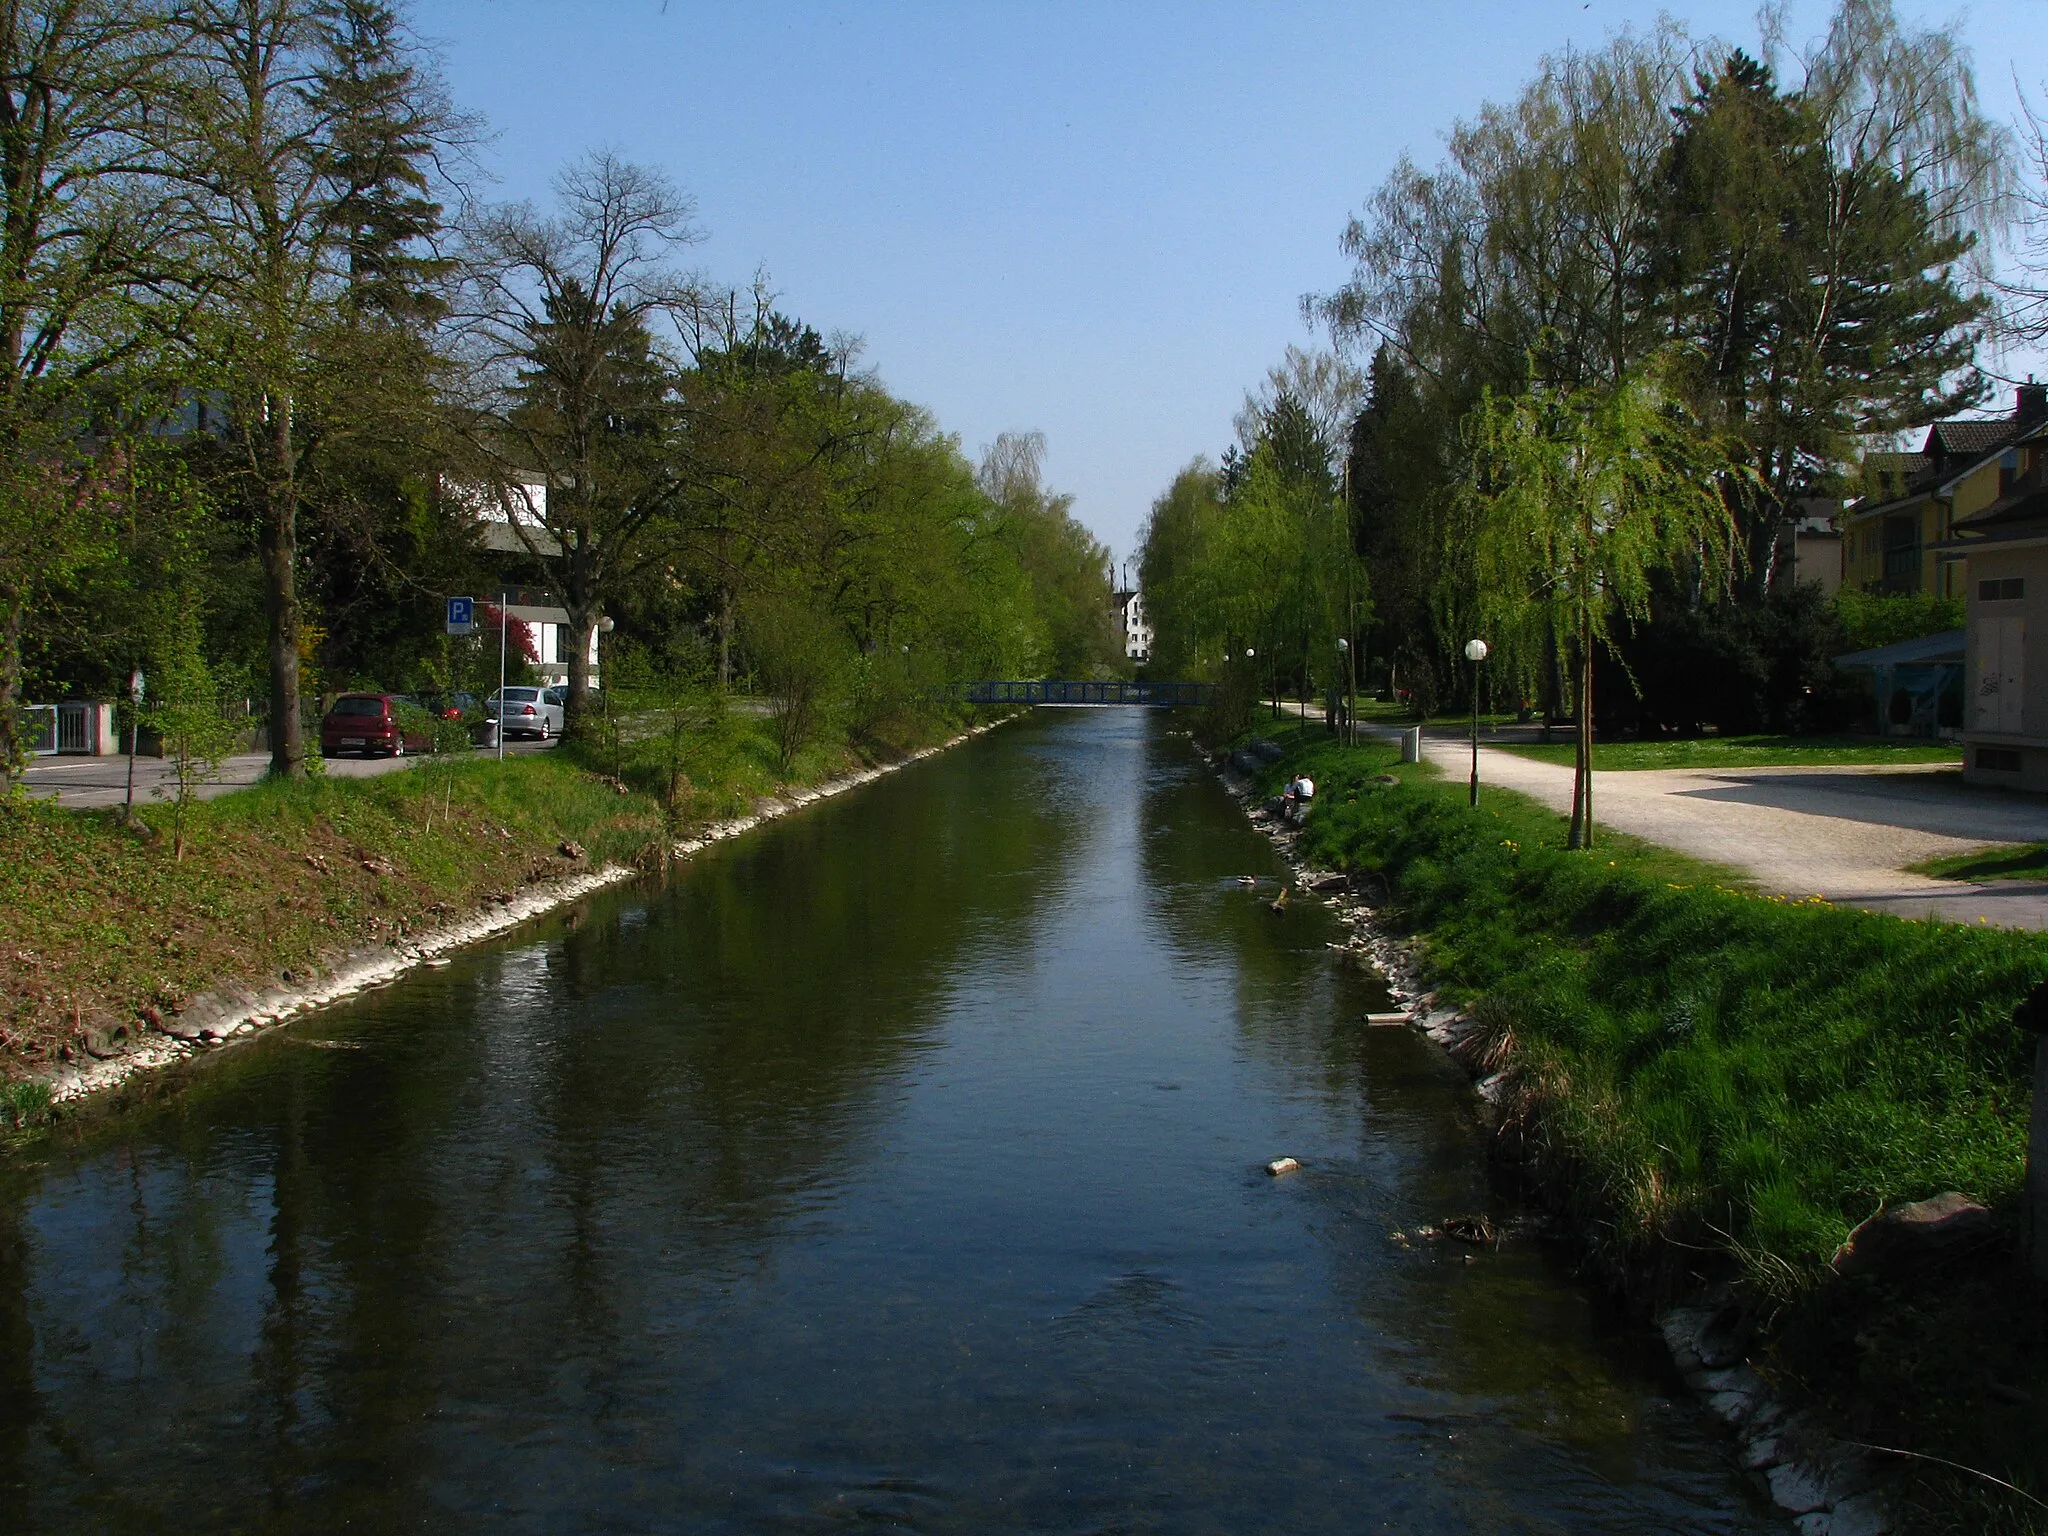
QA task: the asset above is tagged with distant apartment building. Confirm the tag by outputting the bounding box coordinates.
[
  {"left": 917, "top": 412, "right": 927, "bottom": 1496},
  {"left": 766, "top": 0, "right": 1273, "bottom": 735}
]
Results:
[{"left": 1113, "top": 588, "right": 1151, "bottom": 662}]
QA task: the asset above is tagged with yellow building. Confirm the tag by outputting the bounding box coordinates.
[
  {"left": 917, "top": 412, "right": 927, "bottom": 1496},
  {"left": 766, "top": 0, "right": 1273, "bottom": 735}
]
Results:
[{"left": 1842, "top": 387, "right": 2048, "bottom": 596}]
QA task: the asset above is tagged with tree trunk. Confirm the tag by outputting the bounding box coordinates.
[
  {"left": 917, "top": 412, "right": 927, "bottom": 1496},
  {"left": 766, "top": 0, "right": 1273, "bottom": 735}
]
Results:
[
  {"left": 716, "top": 582, "right": 735, "bottom": 691},
  {"left": 0, "top": 595, "right": 21, "bottom": 791},
  {"left": 259, "top": 394, "right": 303, "bottom": 778},
  {"left": 1569, "top": 617, "right": 1594, "bottom": 850},
  {"left": 562, "top": 598, "right": 595, "bottom": 741}
]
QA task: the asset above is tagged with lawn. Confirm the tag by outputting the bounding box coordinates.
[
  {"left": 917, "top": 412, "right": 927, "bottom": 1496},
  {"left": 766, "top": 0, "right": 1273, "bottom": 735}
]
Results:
[
  {"left": 1235, "top": 720, "right": 2047, "bottom": 1524},
  {"left": 1495, "top": 733, "right": 1961, "bottom": 770}
]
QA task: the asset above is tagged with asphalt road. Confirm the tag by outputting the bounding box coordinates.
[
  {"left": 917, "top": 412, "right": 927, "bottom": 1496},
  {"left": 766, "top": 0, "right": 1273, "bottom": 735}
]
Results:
[{"left": 22, "top": 737, "right": 558, "bottom": 811}]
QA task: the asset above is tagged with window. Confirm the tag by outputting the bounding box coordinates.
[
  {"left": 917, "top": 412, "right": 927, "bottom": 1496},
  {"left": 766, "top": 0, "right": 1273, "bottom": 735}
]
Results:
[
  {"left": 332, "top": 696, "right": 385, "bottom": 716},
  {"left": 1977, "top": 747, "right": 2023, "bottom": 772},
  {"left": 1979, "top": 577, "right": 2025, "bottom": 601}
]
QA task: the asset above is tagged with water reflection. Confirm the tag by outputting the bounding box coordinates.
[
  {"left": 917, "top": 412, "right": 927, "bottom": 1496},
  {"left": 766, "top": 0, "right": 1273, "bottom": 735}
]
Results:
[{"left": 0, "top": 711, "right": 1765, "bottom": 1532}]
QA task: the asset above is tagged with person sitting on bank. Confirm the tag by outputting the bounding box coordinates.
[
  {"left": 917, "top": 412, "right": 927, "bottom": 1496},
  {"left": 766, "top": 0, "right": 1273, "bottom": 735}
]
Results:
[{"left": 1283, "top": 773, "right": 1315, "bottom": 824}]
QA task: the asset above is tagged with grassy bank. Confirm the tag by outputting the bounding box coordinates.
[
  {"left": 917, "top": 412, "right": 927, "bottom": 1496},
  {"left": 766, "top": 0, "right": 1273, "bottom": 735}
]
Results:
[
  {"left": 1232, "top": 723, "right": 2045, "bottom": 1528},
  {"left": 1494, "top": 733, "right": 1962, "bottom": 770},
  {"left": 2, "top": 704, "right": 986, "bottom": 1087}
]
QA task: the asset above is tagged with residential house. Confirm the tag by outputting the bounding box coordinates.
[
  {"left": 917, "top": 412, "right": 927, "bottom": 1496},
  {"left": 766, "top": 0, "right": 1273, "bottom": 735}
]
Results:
[
  {"left": 441, "top": 477, "right": 599, "bottom": 689},
  {"left": 1842, "top": 385, "right": 2048, "bottom": 597},
  {"left": 1770, "top": 498, "right": 1843, "bottom": 598},
  {"left": 1929, "top": 389, "right": 2048, "bottom": 787}
]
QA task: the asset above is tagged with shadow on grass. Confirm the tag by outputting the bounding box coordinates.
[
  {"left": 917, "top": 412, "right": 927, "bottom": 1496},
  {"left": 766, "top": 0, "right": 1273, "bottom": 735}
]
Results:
[{"left": 1912, "top": 844, "right": 2048, "bottom": 883}]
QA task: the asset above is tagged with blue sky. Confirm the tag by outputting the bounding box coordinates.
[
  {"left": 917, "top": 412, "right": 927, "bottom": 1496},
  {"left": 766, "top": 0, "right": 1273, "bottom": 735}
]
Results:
[{"left": 411, "top": 0, "right": 2048, "bottom": 569}]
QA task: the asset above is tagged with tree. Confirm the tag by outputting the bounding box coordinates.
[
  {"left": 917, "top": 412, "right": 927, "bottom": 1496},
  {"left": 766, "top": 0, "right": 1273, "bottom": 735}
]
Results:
[
  {"left": 975, "top": 431, "right": 1118, "bottom": 677},
  {"left": 455, "top": 151, "right": 701, "bottom": 738},
  {"left": 1466, "top": 358, "right": 1741, "bottom": 847},
  {"left": 1647, "top": 33, "right": 2001, "bottom": 588},
  {"left": 0, "top": 0, "right": 186, "bottom": 786},
  {"left": 169, "top": 0, "right": 460, "bottom": 776}
]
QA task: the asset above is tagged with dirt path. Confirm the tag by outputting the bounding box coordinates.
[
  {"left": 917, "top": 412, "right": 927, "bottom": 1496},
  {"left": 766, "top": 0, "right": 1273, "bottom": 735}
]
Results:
[{"left": 1412, "top": 734, "right": 2048, "bottom": 928}]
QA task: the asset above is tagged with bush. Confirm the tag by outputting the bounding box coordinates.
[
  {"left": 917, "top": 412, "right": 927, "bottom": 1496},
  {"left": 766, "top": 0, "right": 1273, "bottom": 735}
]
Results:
[{"left": 1834, "top": 588, "right": 1966, "bottom": 653}]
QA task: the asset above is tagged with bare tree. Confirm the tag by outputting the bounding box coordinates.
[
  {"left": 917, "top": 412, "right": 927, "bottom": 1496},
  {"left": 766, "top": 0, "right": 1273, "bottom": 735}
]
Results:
[{"left": 452, "top": 150, "right": 702, "bottom": 737}]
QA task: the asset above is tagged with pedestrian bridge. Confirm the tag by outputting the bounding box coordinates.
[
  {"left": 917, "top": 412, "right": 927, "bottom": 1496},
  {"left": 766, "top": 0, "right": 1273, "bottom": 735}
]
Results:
[{"left": 953, "top": 680, "right": 1214, "bottom": 707}]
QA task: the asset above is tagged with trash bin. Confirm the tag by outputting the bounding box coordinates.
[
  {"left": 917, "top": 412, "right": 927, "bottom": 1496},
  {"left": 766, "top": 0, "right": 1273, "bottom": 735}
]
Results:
[
  {"left": 1400, "top": 727, "right": 1421, "bottom": 764},
  {"left": 473, "top": 718, "right": 500, "bottom": 749}
]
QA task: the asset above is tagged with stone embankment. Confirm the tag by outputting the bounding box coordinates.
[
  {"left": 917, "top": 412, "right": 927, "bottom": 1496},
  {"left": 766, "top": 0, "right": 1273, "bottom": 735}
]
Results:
[
  {"left": 43, "top": 723, "right": 1008, "bottom": 1110},
  {"left": 1209, "top": 748, "right": 1898, "bottom": 1536}
]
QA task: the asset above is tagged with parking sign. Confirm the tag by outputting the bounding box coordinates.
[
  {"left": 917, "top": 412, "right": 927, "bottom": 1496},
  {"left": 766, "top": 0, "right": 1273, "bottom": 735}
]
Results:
[{"left": 446, "top": 596, "right": 475, "bottom": 635}]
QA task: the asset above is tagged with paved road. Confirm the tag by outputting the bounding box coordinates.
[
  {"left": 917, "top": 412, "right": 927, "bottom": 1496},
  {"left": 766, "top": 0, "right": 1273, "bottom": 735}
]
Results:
[
  {"left": 22, "top": 739, "right": 556, "bottom": 810},
  {"left": 1412, "top": 732, "right": 2048, "bottom": 928}
]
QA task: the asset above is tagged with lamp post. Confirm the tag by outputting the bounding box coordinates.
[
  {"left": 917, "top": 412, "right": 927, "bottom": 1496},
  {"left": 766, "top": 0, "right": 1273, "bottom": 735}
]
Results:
[
  {"left": 1336, "top": 637, "right": 1352, "bottom": 743},
  {"left": 1464, "top": 639, "right": 1489, "bottom": 806}
]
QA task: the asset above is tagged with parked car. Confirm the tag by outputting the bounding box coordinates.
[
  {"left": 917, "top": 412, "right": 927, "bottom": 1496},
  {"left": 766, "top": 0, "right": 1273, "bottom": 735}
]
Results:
[
  {"left": 485, "top": 686, "right": 564, "bottom": 740},
  {"left": 320, "top": 693, "right": 407, "bottom": 758},
  {"left": 409, "top": 690, "right": 479, "bottom": 721}
]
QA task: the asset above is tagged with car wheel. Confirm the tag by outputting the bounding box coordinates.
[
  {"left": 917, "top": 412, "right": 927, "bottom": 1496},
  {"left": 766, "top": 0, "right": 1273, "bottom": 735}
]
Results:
[{"left": 538, "top": 718, "right": 551, "bottom": 741}]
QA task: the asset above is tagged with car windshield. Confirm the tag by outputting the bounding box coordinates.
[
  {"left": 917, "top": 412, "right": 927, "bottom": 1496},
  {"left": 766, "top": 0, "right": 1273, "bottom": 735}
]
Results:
[
  {"left": 499, "top": 689, "right": 539, "bottom": 702},
  {"left": 331, "top": 697, "right": 384, "bottom": 717}
]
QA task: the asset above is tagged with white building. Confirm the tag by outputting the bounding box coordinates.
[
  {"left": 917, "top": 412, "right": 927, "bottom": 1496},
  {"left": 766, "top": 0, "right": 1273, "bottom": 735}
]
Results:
[{"left": 1114, "top": 588, "right": 1151, "bottom": 662}]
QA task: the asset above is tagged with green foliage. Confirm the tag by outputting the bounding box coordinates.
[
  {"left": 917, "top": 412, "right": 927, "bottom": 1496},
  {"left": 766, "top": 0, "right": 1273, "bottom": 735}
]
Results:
[
  {"left": 742, "top": 588, "right": 848, "bottom": 773},
  {"left": 1834, "top": 588, "right": 1967, "bottom": 652},
  {"left": 1466, "top": 357, "right": 1744, "bottom": 843},
  {"left": 1, "top": 1079, "right": 51, "bottom": 1130}
]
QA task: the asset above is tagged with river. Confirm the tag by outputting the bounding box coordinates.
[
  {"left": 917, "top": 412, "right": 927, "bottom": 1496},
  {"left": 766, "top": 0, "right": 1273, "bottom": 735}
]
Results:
[{"left": 0, "top": 709, "right": 1770, "bottom": 1532}]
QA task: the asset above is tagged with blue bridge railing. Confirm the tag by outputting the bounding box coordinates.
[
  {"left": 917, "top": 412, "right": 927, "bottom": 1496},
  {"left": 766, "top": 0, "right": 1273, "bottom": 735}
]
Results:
[{"left": 951, "top": 680, "right": 1214, "bottom": 707}]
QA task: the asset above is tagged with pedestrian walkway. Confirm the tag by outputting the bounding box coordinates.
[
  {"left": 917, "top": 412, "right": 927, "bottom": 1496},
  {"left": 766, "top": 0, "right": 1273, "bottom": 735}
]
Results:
[
  {"left": 1416, "top": 733, "right": 2048, "bottom": 929},
  {"left": 21, "top": 739, "right": 554, "bottom": 810}
]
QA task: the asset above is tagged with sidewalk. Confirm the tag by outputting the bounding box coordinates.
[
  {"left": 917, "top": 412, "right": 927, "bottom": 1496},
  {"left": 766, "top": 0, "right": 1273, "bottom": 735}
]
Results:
[
  {"left": 21, "top": 739, "right": 555, "bottom": 810},
  {"left": 1413, "top": 732, "right": 2048, "bottom": 929}
]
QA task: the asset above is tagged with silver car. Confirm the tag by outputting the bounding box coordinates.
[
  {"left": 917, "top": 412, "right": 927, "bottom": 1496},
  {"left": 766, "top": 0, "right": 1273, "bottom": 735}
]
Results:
[{"left": 486, "top": 685, "right": 565, "bottom": 740}]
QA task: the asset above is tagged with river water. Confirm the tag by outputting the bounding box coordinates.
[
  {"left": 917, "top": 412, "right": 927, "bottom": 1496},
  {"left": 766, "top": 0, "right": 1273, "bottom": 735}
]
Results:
[{"left": 0, "top": 710, "right": 1770, "bottom": 1533}]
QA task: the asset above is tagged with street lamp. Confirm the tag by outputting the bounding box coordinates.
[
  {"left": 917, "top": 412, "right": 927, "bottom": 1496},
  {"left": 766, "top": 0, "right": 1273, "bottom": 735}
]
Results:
[
  {"left": 1335, "top": 637, "right": 1352, "bottom": 744},
  {"left": 1464, "top": 639, "right": 1489, "bottom": 806}
]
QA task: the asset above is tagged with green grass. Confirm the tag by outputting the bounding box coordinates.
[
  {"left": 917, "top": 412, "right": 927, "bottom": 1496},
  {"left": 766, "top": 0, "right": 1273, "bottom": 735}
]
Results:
[
  {"left": 1242, "top": 723, "right": 2039, "bottom": 1285},
  {"left": 1912, "top": 843, "right": 2048, "bottom": 883},
  {"left": 1, "top": 704, "right": 987, "bottom": 1077},
  {"left": 1495, "top": 733, "right": 1963, "bottom": 770},
  {"left": 1244, "top": 721, "right": 2048, "bottom": 1524}
]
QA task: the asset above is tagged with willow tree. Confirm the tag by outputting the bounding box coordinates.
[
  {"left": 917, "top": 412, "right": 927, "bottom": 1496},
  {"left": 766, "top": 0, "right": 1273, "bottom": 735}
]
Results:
[{"left": 1467, "top": 357, "right": 1741, "bottom": 847}]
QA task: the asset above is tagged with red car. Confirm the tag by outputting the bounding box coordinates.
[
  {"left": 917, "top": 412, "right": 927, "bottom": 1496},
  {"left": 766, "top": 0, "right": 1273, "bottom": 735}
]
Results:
[{"left": 320, "top": 693, "right": 407, "bottom": 758}]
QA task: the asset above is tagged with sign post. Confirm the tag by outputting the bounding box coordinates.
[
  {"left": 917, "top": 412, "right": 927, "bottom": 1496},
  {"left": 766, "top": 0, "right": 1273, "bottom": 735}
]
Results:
[{"left": 496, "top": 596, "right": 507, "bottom": 760}]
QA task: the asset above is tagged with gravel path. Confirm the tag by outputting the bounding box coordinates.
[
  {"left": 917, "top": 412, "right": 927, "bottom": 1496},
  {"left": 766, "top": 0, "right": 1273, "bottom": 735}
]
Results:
[{"left": 1414, "top": 733, "right": 2048, "bottom": 928}]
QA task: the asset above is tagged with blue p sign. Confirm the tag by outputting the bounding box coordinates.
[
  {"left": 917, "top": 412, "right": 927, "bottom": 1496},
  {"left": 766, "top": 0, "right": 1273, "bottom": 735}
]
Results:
[{"left": 446, "top": 596, "right": 475, "bottom": 635}]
